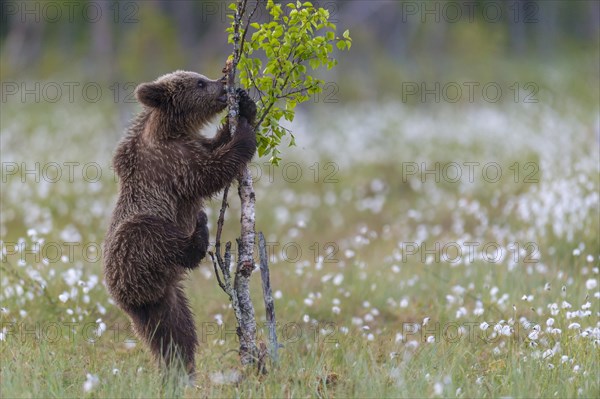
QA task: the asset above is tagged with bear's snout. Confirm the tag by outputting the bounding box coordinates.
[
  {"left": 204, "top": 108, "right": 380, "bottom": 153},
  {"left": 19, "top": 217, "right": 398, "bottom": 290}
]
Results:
[{"left": 217, "top": 87, "right": 227, "bottom": 105}]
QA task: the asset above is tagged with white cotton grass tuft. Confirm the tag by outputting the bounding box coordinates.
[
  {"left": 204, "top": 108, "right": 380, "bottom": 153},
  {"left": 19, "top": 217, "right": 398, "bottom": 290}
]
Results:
[
  {"left": 332, "top": 273, "right": 344, "bottom": 286},
  {"left": 2, "top": 91, "right": 599, "bottom": 397},
  {"left": 210, "top": 369, "right": 242, "bottom": 385},
  {"left": 58, "top": 292, "right": 69, "bottom": 303},
  {"left": 82, "top": 373, "right": 99, "bottom": 393},
  {"left": 124, "top": 340, "right": 136, "bottom": 349}
]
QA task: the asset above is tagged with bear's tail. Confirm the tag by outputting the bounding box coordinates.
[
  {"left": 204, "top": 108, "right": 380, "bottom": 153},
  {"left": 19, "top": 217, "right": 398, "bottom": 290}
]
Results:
[{"left": 127, "top": 283, "right": 198, "bottom": 378}]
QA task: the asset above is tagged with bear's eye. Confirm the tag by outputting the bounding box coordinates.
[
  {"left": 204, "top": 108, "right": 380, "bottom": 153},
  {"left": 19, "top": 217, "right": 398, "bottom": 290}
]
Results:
[{"left": 198, "top": 80, "right": 206, "bottom": 89}]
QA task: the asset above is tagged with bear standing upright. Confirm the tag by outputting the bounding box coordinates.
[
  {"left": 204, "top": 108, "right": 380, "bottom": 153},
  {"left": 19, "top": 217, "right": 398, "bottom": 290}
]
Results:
[{"left": 103, "top": 71, "right": 257, "bottom": 378}]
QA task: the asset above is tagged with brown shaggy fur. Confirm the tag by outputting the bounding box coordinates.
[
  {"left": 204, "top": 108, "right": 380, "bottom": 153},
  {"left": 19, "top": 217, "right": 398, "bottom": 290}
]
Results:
[{"left": 103, "top": 70, "right": 256, "bottom": 378}]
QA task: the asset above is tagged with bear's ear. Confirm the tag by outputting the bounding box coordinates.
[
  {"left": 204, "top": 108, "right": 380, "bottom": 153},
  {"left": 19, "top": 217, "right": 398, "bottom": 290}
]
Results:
[{"left": 135, "top": 82, "right": 168, "bottom": 108}]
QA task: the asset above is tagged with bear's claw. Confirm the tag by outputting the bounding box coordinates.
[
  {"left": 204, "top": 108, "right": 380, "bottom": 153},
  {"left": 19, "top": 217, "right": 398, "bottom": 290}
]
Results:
[{"left": 237, "top": 88, "right": 257, "bottom": 124}]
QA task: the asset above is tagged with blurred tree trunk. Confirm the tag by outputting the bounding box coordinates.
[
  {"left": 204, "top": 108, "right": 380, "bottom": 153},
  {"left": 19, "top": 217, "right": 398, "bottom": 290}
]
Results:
[
  {"left": 587, "top": 1, "right": 600, "bottom": 41},
  {"left": 172, "top": 0, "right": 197, "bottom": 57},
  {"left": 3, "top": 14, "right": 44, "bottom": 72},
  {"left": 536, "top": 0, "right": 558, "bottom": 57},
  {"left": 508, "top": 0, "right": 527, "bottom": 55},
  {"left": 90, "top": 0, "right": 114, "bottom": 79}
]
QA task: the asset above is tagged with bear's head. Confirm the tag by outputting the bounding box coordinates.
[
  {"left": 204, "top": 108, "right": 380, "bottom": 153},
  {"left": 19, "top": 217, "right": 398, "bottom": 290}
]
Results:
[{"left": 135, "top": 70, "right": 228, "bottom": 131}]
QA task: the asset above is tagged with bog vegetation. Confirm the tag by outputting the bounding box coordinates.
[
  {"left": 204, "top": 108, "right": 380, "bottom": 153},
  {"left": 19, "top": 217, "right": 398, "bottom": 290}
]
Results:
[
  {"left": 1, "top": 1, "right": 598, "bottom": 397},
  {"left": 1, "top": 61, "right": 598, "bottom": 396}
]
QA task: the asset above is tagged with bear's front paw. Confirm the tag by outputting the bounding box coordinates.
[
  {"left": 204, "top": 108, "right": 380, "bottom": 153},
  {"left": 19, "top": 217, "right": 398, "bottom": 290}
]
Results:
[
  {"left": 195, "top": 211, "right": 209, "bottom": 258},
  {"left": 237, "top": 88, "right": 257, "bottom": 124},
  {"left": 197, "top": 210, "right": 208, "bottom": 228},
  {"left": 236, "top": 117, "right": 257, "bottom": 150}
]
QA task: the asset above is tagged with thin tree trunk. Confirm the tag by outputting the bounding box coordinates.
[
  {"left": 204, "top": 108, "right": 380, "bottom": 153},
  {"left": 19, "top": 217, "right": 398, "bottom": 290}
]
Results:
[
  {"left": 234, "top": 169, "right": 258, "bottom": 365},
  {"left": 211, "top": 0, "right": 277, "bottom": 370},
  {"left": 225, "top": 0, "right": 258, "bottom": 366}
]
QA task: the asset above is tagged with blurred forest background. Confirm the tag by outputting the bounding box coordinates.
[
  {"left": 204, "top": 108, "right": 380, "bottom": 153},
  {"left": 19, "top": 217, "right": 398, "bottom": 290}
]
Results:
[
  {"left": 1, "top": 2, "right": 599, "bottom": 396},
  {"left": 1, "top": 0, "right": 598, "bottom": 102}
]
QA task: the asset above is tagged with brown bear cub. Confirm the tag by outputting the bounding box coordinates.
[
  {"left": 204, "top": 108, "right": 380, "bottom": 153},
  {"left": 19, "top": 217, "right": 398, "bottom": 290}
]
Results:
[{"left": 103, "top": 70, "right": 257, "bottom": 379}]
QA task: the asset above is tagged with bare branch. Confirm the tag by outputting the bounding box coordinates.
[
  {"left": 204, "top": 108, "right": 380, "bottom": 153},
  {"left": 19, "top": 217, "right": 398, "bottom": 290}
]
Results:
[
  {"left": 240, "top": 0, "right": 261, "bottom": 57},
  {"left": 210, "top": 184, "right": 231, "bottom": 294},
  {"left": 225, "top": 0, "right": 249, "bottom": 135},
  {"left": 258, "top": 232, "right": 279, "bottom": 364},
  {"left": 224, "top": 242, "right": 232, "bottom": 281},
  {"left": 276, "top": 84, "right": 321, "bottom": 99},
  {"left": 209, "top": 252, "right": 227, "bottom": 293},
  {"left": 215, "top": 185, "right": 230, "bottom": 258},
  {"left": 242, "top": 63, "right": 267, "bottom": 104}
]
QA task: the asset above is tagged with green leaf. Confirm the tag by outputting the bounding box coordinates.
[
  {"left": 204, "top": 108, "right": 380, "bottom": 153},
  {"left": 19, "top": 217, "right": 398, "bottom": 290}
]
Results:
[
  {"left": 257, "top": 145, "right": 267, "bottom": 157},
  {"left": 230, "top": 0, "right": 349, "bottom": 163},
  {"left": 270, "top": 155, "right": 281, "bottom": 166},
  {"left": 283, "top": 110, "right": 294, "bottom": 121}
]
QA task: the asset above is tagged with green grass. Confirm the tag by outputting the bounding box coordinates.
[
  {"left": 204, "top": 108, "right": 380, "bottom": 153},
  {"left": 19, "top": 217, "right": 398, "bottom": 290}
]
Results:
[{"left": 1, "top": 76, "right": 599, "bottom": 398}]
